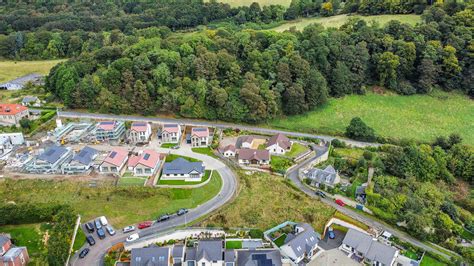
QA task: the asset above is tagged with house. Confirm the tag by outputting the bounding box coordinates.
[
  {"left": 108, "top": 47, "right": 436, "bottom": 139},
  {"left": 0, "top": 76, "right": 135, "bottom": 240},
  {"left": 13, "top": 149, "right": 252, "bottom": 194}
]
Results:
[
  {"left": 0, "top": 133, "right": 24, "bottom": 156},
  {"left": 131, "top": 247, "right": 171, "bottom": 266},
  {"left": 130, "top": 150, "right": 161, "bottom": 176},
  {"left": 129, "top": 122, "right": 152, "bottom": 143},
  {"left": 27, "top": 146, "right": 73, "bottom": 174},
  {"left": 0, "top": 235, "right": 11, "bottom": 256},
  {"left": 236, "top": 249, "right": 282, "bottom": 266},
  {"left": 240, "top": 136, "right": 255, "bottom": 149},
  {"left": 237, "top": 149, "right": 270, "bottom": 165},
  {"left": 0, "top": 235, "right": 29, "bottom": 266},
  {"left": 95, "top": 121, "right": 126, "bottom": 141},
  {"left": 161, "top": 124, "right": 181, "bottom": 144},
  {"left": 340, "top": 229, "right": 398, "bottom": 266},
  {"left": 279, "top": 223, "right": 320, "bottom": 264},
  {"left": 184, "top": 240, "right": 224, "bottom": 266},
  {"left": 21, "top": 96, "right": 41, "bottom": 107},
  {"left": 62, "top": 146, "right": 98, "bottom": 174},
  {"left": 172, "top": 245, "right": 185, "bottom": 265},
  {"left": 220, "top": 144, "right": 236, "bottom": 158},
  {"left": 191, "top": 127, "right": 210, "bottom": 147},
  {"left": 161, "top": 158, "right": 205, "bottom": 182},
  {"left": 266, "top": 134, "right": 292, "bottom": 155},
  {"left": 0, "top": 104, "right": 29, "bottom": 126},
  {"left": 99, "top": 149, "right": 128, "bottom": 174},
  {"left": 305, "top": 165, "right": 340, "bottom": 188},
  {"left": 0, "top": 73, "right": 43, "bottom": 90}
]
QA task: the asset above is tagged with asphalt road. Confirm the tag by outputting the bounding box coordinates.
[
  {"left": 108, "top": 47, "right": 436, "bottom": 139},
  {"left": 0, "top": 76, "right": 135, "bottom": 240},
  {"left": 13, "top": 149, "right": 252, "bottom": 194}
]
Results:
[
  {"left": 70, "top": 146, "right": 237, "bottom": 266},
  {"left": 57, "top": 110, "right": 380, "bottom": 148}
]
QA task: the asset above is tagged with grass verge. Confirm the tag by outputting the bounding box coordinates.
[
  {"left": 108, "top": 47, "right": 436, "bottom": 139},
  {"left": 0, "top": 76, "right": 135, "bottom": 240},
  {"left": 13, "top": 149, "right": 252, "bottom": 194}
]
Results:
[{"left": 191, "top": 147, "right": 218, "bottom": 158}]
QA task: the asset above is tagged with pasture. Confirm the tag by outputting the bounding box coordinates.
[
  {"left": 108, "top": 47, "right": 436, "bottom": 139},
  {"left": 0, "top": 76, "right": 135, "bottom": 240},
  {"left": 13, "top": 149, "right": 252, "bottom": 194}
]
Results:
[{"left": 0, "top": 59, "right": 64, "bottom": 83}]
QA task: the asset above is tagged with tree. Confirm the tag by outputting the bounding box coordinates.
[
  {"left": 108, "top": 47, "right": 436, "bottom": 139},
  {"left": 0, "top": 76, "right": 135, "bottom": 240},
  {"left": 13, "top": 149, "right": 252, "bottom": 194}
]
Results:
[
  {"left": 283, "top": 82, "right": 307, "bottom": 115},
  {"left": 375, "top": 51, "right": 400, "bottom": 90},
  {"left": 19, "top": 118, "right": 32, "bottom": 130},
  {"left": 345, "top": 117, "right": 376, "bottom": 142},
  {"left": 417, "top": 58, "right": 438, "bottom": 93},
  {"left": 304, "top": 69, "right": 328, "bottom": 109}
]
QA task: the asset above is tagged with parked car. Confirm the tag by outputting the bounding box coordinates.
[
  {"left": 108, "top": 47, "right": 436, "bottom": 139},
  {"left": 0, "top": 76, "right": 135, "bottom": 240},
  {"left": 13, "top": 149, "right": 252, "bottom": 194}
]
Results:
[
  {"left": 157, "top": 214, "right": 170, "bottom": 222},
  {"left": 85, "top": 222, "right": 95, "bottom": 233},
  {"left": 335, "top": 199, "right": 345, "bottom": 207},
  {"left": 94, "top": 219, "right": 102, "bottom": 230},
  {"left": 97, "top": 228, "right": 106, "bottom": 239},
  {"left": 172, "top": 145, "right": 180, "bottom": 149},
  {"left": 138, "top": 221, "right": 153, "bottom": 229},
  {"left": 99, "top": 216, "right": 108, "bottom": 226},
  {"left": 315, "top": 190, "right": 326, "bottom": 198},
  {"left": 177, "top": 208, "right": 188, "bottom": 216},
  {"left": 126, "top": 233, "right": 139, "bottom": 242},
  {"left": 328, "top": 227, "right": 335, "bottom": 239},
  {"left": 86, "top": 235, "right": 96, "bottom": 246},
  {"left": 79, "top": 248, "right": 89, "bottom": 259},
  {"left": 106, "top": 226, "right": 116, "bottom": 236},
  {"left": 123, "top": 225, "right": 135, "bottom": 233}
]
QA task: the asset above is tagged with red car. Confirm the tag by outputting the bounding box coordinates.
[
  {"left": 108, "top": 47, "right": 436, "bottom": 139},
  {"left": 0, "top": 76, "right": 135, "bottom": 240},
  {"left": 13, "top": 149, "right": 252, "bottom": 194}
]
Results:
[
  {"left": 335, "top": 199, "right": 345, "bottom": 207},
  {"left": 138, "top": 221, "right": 153, "bottom": 229}
]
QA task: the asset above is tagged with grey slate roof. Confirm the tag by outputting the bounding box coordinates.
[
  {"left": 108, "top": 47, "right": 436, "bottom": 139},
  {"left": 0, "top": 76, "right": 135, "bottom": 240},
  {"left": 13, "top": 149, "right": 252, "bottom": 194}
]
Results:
[
  {"left": 72, "top": 146, "right": 98, "bottom": 165},
  {"left": 343, "top": 229, "right": 397, "bottom": 266},
  {"left": 196, "top": 240, "right": 223, "bottom": 262},
  {"left": 185, "top": 247, "right": 197, "bottom": 261},
  {"left": 0, "top": 235, "right": 10, "bottom": 247},
  {"left": 225, "top": 250, "right": 236, "bottom": 263},
  {"left": 266, "top": 133, "right": 291, "bottom": 150},
  {"left": 282, "top": 223, "right": 320, "bottom": 260},
  {"left": 38, "top": 146, "right": 69, "bottom": 164},
  {"left": 131, "top": 247, "right": 170, "bottom": 266},
  {"left": 236, "top": 249, "right": 282, "bottom": 266},
  {"left": 162, "top": 158, "right": 204, "bottom": 175},
  {"left": 22, "top": 96, "right": 39, "bottom": 103},
  {"left": 306, "top": 165, "right": 338, "bottom": 186}
]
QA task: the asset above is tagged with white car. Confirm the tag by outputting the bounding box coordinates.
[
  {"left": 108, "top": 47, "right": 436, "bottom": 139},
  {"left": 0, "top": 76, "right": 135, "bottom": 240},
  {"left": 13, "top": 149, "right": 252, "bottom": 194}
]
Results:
[
  {"left": 99, "top": 216, "right": 108, "bottom": 226},
  {"left": 122, "top": 225, "right": 135, "bottom": 233},
  {"left": 126, "top": 233, "right": 139, "bottom": 242}
]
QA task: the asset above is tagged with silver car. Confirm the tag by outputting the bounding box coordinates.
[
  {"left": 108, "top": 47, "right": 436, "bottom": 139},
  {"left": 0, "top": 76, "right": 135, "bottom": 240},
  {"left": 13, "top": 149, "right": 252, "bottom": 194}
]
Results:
[
  {"left": 106, "top": 226, "right": 116, "bottom": 236},
  {"left": 122, "top": 225, "right": 135, "bottom": 233}
]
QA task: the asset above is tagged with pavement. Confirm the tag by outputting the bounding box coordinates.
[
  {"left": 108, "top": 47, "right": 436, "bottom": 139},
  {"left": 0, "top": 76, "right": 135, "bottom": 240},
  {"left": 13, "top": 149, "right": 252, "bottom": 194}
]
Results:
[{"left": 70, "top": 145, "right": 237, "bottom": 266}]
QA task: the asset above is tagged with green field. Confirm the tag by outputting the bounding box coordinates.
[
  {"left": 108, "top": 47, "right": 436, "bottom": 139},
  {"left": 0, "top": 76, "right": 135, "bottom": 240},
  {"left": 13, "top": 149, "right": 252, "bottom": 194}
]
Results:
[
  {"left": 271, "top": 14, "right": 421, "bottom": 32},
  {"left": 205, "top": 0, "right": 291, "bottom": 7},
  {"left": 0, "top": 60, "right": 64, "bottom": 83},
  {"left": 420, "top": 254, "right": 447, "bottom": 266},
  {"left": 286, "top": 142, "right": 309, "bottom": 158},
  {"left": 117, "top": 176, "right": 147, "bottom": 186},
  {"left": 269, "top": 90, "right": 474, "bottom": 145},
  {"left": 0, "top": 223, "right": 48, "bottom": 264}
]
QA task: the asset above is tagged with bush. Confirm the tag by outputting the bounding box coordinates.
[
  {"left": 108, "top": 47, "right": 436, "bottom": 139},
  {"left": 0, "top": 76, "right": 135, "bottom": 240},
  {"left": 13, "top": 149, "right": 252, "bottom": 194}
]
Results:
[
  {"left": 0, "top": 203, "right": 69, "bottom": 225},
  {"left": 249, "top": 229, "right": 263, "bottom": 239},
  {"left": 331, "top": 139, "right": 346, "bottom": 148},
  {"left": 345, "top": 117, "right": 376, "bottom": 142}
]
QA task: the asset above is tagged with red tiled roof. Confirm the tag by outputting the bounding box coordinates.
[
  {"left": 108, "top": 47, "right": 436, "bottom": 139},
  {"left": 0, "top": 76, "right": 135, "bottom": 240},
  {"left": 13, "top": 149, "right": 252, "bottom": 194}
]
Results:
[
  {"left": 131, "top": 122, "right": 149, "bottom": 132},
  {"left": 267, "top": 133, "right": 291, "bottom": 150},
  {"left": 237, "top": 149, "right": 270, "bottom": 161},
  {"left": 0, "top": 104, "right": 28, "bottom": 115},
  {"left": 191, "top": 127, "right": 209, "bottom": 138},
  {"left": 127, "top": 155, "right": 140, "bottom": 168},
  {"left": 137, "top": 149, "right": 161, "bottom": 168},
  {"left": 103, "top": 148, "right": 128, "bottom": 167},
  {"left": 162, "top": 124, "right": 179, "bottom": 133},
  {"left": 97, "top": 121, "right": 117, "bottom": 131}
]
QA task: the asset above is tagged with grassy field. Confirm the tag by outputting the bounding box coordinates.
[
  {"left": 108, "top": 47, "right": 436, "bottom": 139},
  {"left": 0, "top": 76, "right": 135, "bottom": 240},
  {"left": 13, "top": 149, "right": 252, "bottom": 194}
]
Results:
[
  {"left": 0, "top": 223, "right": 48, "bottom": 264},
  {"left": 420, "top": 254, "right": 447, "bottom": 266},
  {"left": 191, "top": 147, "right": 218, "bottom": 158},
  {"left": 271, "top": 14, "right": 422, "bottom": 32},
  {"left": 0, "top": 59, "right": 64, "bottom": 83},
  {"left": 201, "top": 171, "right": 335, "bottom": 232},
  {"left": 0, "top": 175, "right": 222, "bottom": 228},
  {"left": 117, "top": 176, "right": 147, "bottom": 186},
  {"left": 205, "top": 0, "right": 291, "bottom": 7},
  {"left": 287, "top": 142, "right": 309, "bottom": 158},
  {"left": 269, "top": 90, "right": 474, "bottom": 145},
  {"left": 270, "top": 155, "right": 293, "bottom": 173},
  {"left": 158, "top": 170, "right": 212, "bottom": 185}
]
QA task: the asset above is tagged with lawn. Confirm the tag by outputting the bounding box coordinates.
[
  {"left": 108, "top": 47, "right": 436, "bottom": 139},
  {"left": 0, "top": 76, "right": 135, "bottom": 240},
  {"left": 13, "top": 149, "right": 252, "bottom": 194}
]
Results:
[
  {"left": 225, "top": 240, "right": 243, "bottom": 249},
  {"left": 286, "top": 142, "right": 309, "bottom": 158},
  {"left": 273, "top": 234, "right": 287, "bottom": 247},
  {"left": 117, "top": 176, "right": 147, "bottom": 186},
  {"left": 0, "top": 59, "right": 65, "bottom": 83},
  {"left": 333, "top": 147, "right": 365, "bottom": 160},
  {"left": 0, "top": 175, "right": 222, "bottom": 228},
  {"left": 205, "top": 0, "right": 291, "bottom": 7},
  {"left": 161, "top": 143, "right": 178, "bottom": 148},
  {"left": 270, "top": 155, "right": 293, "bottom": 174},
  {"left": 333, "top": 211, "right": 369, "bottom": 231},
  {"left": 269, "top": 90, "right": 474, "bottom": 145},
  {"left": 0, "top": 223, "right": 48, "bottom": 264},
  {"left": 420, "top": 254, "right": 447, "bottom": 266},
  {"left": 271, "top": 14, "right": 421, "bottom": 32},
  {"left": 191, "top": 147, "right": 218, "bottom": 158},
  {"left": 201, "top": 171, "right": 335, "bottom": 233},
  {"left": 158, "top": 170, "right": 212, "bottom": 185},
  {"left": 165, "top": 154, "right": 201, "bottom": 163}
]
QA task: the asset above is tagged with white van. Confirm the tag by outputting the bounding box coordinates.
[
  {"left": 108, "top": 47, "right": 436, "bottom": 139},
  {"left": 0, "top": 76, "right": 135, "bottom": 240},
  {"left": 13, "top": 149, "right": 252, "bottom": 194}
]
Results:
[{"left": 99, "top": 216, "right": 108, "bottom": 226}]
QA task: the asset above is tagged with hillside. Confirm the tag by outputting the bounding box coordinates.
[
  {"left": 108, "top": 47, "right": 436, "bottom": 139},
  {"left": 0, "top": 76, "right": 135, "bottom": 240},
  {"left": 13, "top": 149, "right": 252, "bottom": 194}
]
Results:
[{"left": 0, "top": 60, "right": 65, "bottom": 83}]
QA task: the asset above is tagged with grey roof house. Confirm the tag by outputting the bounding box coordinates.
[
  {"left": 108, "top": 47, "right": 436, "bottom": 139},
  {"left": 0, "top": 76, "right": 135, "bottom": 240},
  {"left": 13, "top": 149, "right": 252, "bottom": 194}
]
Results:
[
  {"left": 27, "top": 146, "right": 73, "bottom": 174},
  {"left": 184, "top": 240, "right": 224, "bottom": 266},
  {"left": 161, "top": 157, "right": 205, "bottom": 181},
  {"left": 236, "top": 249, "right": 282, "bottom": 266},
  {"left": 304, "top": 165, "right": 340, "bottom": 188},
  {"left": 131, "top": 247, "right": 171, "bottom": 266},
  {"left": 279, "top": 223, "right": 321, "bottom": 264},
  {"left": 62, "top": 146, "right": 98, "bottom": 174},
  {"left": 21, "top": 96, "right": 41, "bottom": 107}
]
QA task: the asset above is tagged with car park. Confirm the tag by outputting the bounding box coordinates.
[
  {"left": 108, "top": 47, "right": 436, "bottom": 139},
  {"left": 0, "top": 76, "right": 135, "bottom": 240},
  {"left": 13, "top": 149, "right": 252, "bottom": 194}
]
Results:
[
  {"left": 106, "top": 226, "right": 116, "bottom": 236},
  {"left": 86, "top": 235, "right": 96, "bottom": 246},
  {"left": 315, "top": 190, "right": 326, "bottom": 198},
  {"left": 94, "top": 219, "right": 102, "bottom": 229},
  {"left": 97, "top": 228, "right": 106, "bottom": 239},
  {"left": 99, "top": 216, "right": 108, "bottom": 226},
  {"left": 126, "top": 233, "right": 139, "bottom": 242},
  {"left": 335, "top": 199, "right": 345, "bottom": 207},
  {"left": 177, "top": 208, "right": 188, "bottom": 216},
  {"left": 157, "top": 214, "right": 170, "bottom": 222},
  {"left": 79, "top": 248, "right": 89, "bottom": 259},
  {"left": 123, "top": 225, "right": 135, "bottom": 233},
  {"left": 138, "top": 221, "right": 153, "bottom": 229},
  {"left": 85, "top": 222, "right": 95, "bottom": 233}
]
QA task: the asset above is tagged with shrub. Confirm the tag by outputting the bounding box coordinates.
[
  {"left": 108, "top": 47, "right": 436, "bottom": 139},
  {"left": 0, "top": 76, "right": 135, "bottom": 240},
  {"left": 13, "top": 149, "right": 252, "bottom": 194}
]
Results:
[
  {"left": 249, "top": 229, "right": 263, "bottom": 239},
  {"left": 345, "top": 117, "right": 376, "bottom": 142},
  {"left": 331, "top": 139, "right": 346, "bottom": 148}
]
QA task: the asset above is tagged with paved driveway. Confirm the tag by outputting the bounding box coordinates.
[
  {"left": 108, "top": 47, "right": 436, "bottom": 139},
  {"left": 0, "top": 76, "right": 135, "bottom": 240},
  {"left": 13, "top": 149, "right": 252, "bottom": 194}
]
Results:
[{"left": 319, "top": 229, "right": 346, "bottom": 250}]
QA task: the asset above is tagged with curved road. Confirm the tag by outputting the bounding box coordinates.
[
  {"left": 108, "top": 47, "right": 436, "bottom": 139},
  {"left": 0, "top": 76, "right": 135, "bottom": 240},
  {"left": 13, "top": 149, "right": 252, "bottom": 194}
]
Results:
[{"left": 70, "top": 146, "right": 237, "bottom": 266}]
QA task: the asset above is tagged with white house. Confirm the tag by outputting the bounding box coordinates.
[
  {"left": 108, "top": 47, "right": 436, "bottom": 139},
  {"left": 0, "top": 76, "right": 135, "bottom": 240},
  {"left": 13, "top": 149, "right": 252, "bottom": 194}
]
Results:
[
  {"left": 161, "top": 158, "right": 205, "bottom": 182},
  {"left": 184, "top": 240, "right": 224, "bottom": 266},
  {"left": 0, "top": 104, "right": 29, "bottom": 126},
  {"left": 99, "top": 148, "right": 128, "bottom": 174},
  {"left": 161, "top": 124, "right": 181, "bottom": 143},
  {"left": 128, "top": 150, "right": 161, "bottom": 177},
  {"left": 279, "top": 223, "right": 320, "bottom": 264},
  {"left": 190, "top": 127, "right": 209, "bottom": 147},
  {"left": 128, "top": 122, "right": 152, "bottom": 143},
  {"left": 221, "top": 144, "right": 236, "bottom": 157},
  {"left": 266, "top": 133, "right": 292, "bottom": 155}
]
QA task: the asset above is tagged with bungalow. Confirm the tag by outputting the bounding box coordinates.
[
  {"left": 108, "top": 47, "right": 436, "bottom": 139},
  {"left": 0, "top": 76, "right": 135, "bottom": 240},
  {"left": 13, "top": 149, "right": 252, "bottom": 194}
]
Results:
[
  {"left": 0, "top": 104, "right": 29, "bottom": 126},
  {"left": 184, "top": 240, "right": 224, "bottom": 266},
  {"left": 161, "top": 158, "right": 205, "bottom": 182},
  {"left": 131, "top": 247, "right": 170, "bottom": 266},
  {"left": 279, "top": 223, "right": 320, "bottom": 264},
  {"left": 237, "top": 149, "right": 270, "bottom": 165},
  {"left": 95, "top": 121, "right": 126, "bottom": 141},
  {"left": 161, "top": 124, "right": 181, "bottom": 144},
  {"left": 130, "top": 150, "right": 161, "bottom": 177},
  {"left": 21, "top": 96, "right": 41, "bottom": 107},
  {"left": 220, "top": 144, "right": 236, "bottom": 157},
  {"left": 27, "top": 146, "right": 73, "bottom": 174},
  {"left": 191, "top": 127, "right": 210, "bottom": 147},
  {"left": 340, "top": 229, "right": 398, "bottom": 266},
  {"left": 304, "top": 165, "right": 340, "bottom": 188},
  {"left": 266, "top": 133, "right": 292, "bottom": 155},
  {"left": 62, "top": 146, "right": 98, "bottom": 174},
  {"left": 99, "top": 149, "right": 128, "bottom": 174},
  {"left": 128, "top": 122, "right": 152, "bottom": 143},
  {"left": 0, "top": 235, "right": 29, "bottom": 266},
  {"left": 240, "top": 136, "right": 255, "bottom": 149}
]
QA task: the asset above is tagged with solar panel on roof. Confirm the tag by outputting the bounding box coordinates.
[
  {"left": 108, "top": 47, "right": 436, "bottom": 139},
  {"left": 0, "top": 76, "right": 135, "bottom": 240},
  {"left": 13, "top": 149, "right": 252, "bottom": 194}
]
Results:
[
  {"left": 45, "top": 149, "right": 55, "bottom": 156},
  {"left": 252, "top": 254, "right": 273, "bottom": 266},
  {"left": 143, "top": 153, "right": 150, "bottom": 160},
  {"left": 110, "top": 151, "right": 117, "bottom": 158},
  {"left": 78, "top": 150, "right": 86, "bottom": 158}
]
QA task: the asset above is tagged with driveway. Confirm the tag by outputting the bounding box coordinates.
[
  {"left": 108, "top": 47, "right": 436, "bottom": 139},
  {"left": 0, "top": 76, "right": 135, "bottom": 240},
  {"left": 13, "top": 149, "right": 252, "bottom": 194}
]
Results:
[{"left": 319, "top": 229, "right": 346, "bottom": 250}]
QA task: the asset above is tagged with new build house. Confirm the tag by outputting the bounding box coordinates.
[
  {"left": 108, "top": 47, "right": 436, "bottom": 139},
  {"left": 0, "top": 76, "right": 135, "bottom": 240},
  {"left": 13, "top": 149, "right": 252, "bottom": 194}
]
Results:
[
  {"left": 95, "top": 121, "right": 126, "bottom": 141},
  {"left": 131, "top": 247, "right": 170, "bottom": 266},
  {"left": 128, "top": 122, "right": 152, "bottom": 143},
  {"left": 161, "top": 158, "right": 205, "bottom": 182},
  {"left": 266, "top": 133, "right": 292, "bottom": 155},
  {"left": 190, "top": 127, "right": 209, "bottom": 147},
  {"left": 184, "top": 240, "right": 224, "bottom": 266},
  {"left": 0, "top": 104, "right": 29, "bottom": 126},
  {"left": 237, "top": 149, "right": 270, "bottom": 165},
  {"left": 128, "top": 150, "right": 161, "bottom": 177},
  {"left": 27, "top": 146, "right": 73, "bottom": 174},
  {"left": 279, "top": 223, "right": 321, "bottom": 264},
  {"left": 161, "top": 124, "right": 181, "bottom": 143},
  {"left": 62, "top": 146, "right": 98, "bottom": 174},
  {"left": 100, "top": 149, "right": 128, "bottom": 174},
  {"left": 21, "top": 96, "right": 41, "bottom": 107}
]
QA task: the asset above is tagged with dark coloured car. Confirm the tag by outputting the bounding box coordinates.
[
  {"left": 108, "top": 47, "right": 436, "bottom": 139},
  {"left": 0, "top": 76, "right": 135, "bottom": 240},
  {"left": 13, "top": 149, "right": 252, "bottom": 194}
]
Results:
[
  {"left": 157, "top": 214, "right": 170, "bottom": 222},
  {"left": 85, "top": 222, "right": 95, "bottom": 233},
  {"left": 177, "top": 208, "right": 188, "bottom": 216},
  {"left": 94, "top": 219, "right": 102, "bottom": 230},
  {"left": 315, "top": 190, "right": 326, "bottom": 198},
  {"left": 79, "top": 248, "right": 89, "bottom": 259},
  {"left": 97, "top": 228, "right": 106, "bottom": 239},
  {"left": 86, "top": 235, "right": 95, "bottom": 246}
]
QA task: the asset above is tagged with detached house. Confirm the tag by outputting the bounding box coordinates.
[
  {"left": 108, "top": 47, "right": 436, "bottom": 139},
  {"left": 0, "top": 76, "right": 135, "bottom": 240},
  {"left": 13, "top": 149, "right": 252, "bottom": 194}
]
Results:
[
  {"left": 129, "top": 122, "right": 152, "bottom": 143},
  {"left": 279, "top": 223, "right": 320, "bottom": 264},
  {"left": 161, "top": 158, "right": 205, "bottom": 181},
  {"left": 100, "top": 149, "right": 128, "bottom": 174},
  {"left": 21, "top": 96, "right": 41, "bottom": 107},
  {"left": 161, "top": 124, "right": 181, "bottom": 144},
  {"left": 0, "top": 235, "right": 29, "bottom": 266},
  {"left": 184, "top": 240, "right": 224, "bottom": 266},
  {"left": 95, "top": 121, "right": 126, "bottom": 141},
  {"left": 191, "top": 127, "right": 210, "bottom": 147},
  {"left": 28, "top": 146, "right": 73, "bottom": 174},
  {"left": 220, "top": 144, "right": 236, "bottom": 157},
  {"left": 62, "top": 146, "right": 98, "bottom": 174},
  {"left": 0, "top": 104, "right": 28, "bottom": 126},
  {"left": 240, "top": 136, "right": 256, "bottom": 149},
  {"left": 131, "top": 247, "right": 171, "bottom": 266},
  {"left": 237, "top": 149, "right": 270, "bottom": 165},
  {"left": 304, "top": 165, "right": 340, "bottom": 188},
  {"left": 266, "top": 134, "right": 292, "bottom": 155},
  {"left": 128, "top": 150, "right": 161, "bottom": 176}
]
